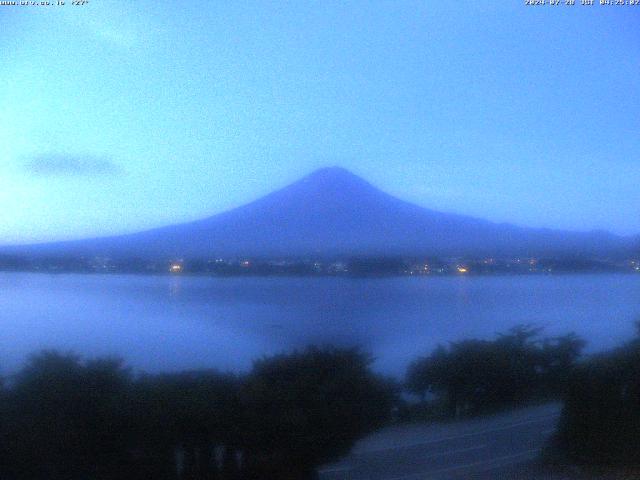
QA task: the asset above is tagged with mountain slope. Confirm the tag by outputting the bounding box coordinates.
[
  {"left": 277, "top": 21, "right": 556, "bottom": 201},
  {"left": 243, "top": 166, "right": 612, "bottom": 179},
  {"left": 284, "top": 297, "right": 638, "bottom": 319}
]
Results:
[{"left": 3, "top": 167, "right": 636, "bottom": 259}]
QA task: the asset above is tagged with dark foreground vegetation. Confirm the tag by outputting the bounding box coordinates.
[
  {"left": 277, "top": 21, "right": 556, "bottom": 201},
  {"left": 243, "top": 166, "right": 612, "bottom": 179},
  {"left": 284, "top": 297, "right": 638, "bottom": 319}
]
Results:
[
  {"left": 2, "top": 324, "right": 637, "bottom": 479},
  {"left": 406, "top": 325, "right": 640, "bottom": 473},
  {"left": 405, "top": 325, "right": 585, "bottom": 419},
  {"left": 553, "top": 323, "right": 640, "bottom": 468},
  {"left": 0, "top": 348, "right": 395, "bottom": 480}
]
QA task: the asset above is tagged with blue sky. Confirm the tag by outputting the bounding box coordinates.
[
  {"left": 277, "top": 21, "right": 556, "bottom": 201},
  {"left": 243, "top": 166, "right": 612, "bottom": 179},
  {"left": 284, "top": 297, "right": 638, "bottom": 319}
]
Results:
[{"left": 1, "top": 1, "right": 638, "bottom": 244}]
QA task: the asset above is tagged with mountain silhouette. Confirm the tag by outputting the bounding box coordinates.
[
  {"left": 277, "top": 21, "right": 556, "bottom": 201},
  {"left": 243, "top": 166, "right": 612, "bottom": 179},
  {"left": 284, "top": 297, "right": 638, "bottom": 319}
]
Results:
[{"left": 3, "top": 167, "right": 636, "bottom": 259}]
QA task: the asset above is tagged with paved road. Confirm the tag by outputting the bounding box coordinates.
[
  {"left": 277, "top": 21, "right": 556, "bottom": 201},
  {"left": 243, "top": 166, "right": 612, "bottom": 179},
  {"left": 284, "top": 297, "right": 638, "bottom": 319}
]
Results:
[{"left": 319, "top": 403, "right": 561, "bottom": 480}]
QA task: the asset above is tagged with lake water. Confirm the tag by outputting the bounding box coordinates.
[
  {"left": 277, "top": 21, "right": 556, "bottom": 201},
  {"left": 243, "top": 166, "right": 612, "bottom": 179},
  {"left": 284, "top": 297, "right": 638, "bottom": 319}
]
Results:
[{"left": 1, "top": 273, "right": 639, "bottom": 377}]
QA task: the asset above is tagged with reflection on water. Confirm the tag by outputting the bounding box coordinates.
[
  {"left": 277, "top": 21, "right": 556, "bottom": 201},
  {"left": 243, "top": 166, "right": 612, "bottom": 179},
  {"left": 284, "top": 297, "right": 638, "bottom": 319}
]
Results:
[{"left": 0, "top": 273, "right": 638, "bottom": 376}]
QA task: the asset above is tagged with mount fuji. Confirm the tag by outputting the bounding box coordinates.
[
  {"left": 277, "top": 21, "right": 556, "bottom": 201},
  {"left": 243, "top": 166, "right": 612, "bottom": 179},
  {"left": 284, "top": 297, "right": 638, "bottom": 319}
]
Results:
[{"left": 3, "top": 167, "right": 635, "bottom": 259}]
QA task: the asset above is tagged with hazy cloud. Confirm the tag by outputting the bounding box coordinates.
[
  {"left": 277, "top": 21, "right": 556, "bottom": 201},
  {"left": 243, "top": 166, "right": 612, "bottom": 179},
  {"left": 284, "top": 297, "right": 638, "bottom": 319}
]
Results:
[
  {"left": 62, "top": 5, "right": 151, "bottom": 50},
  {"left": 85, "top": 18, "right": 139, "bottom": 49},
  {"left": 23, "top": 154, "right": 122, "bottom": 177}
]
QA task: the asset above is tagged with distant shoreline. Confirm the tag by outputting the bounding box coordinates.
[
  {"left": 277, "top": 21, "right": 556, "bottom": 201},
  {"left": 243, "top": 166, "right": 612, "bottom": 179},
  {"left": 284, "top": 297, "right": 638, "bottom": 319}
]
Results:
[
  {"left": 1, "top": 268, "right": 638, "bottom": 279},
  {"left": 2, "top": 253, "right": 638, "bottom": 278}
]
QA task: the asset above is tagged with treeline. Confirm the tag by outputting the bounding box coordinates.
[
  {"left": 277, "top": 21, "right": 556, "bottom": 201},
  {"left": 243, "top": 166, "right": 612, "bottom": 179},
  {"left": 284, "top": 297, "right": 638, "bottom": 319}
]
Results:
[
  {"left": 406, "top": 324, "right": 640, "bottom": 470},
  {"left": 0, "top": 348, "right": 395, "bottom": 480},
  {"left": 3, "top": 324, "right": 633, "bottom": 479},
  {"left": 2, "top": 254, "right": 637, "bottom": 277},
  {"left": 553, "top": 323, "right": 640, "bottom": 467},
  {"left": 404, "top": 325, "right": 586, "bottom": 418}
]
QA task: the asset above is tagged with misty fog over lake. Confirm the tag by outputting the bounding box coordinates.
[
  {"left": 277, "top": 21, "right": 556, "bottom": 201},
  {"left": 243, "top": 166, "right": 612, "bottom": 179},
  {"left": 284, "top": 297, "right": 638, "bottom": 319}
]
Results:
[{"left": 1, "top": 272, "right": 638, "bottom": 377}]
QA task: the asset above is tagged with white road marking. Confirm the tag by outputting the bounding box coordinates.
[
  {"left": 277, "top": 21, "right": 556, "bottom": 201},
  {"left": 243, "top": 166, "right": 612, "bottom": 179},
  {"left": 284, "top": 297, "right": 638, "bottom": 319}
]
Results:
[
  {"left": 414, "top": 443, "right": 488, "bottom": 462},
  {"left": 319, "top": 406, "right": 561, "bottom": 479},
  {"left": 320, "top": 465, "right": 351, "bottom": 474},
  {"left": 355, "top": 412, "right": 560, "bottom": 455},
  {"left": 383, "top": 448, "right": 540, "bottom": 480},
  {"left": 319, "top": 444, "right": 488, "bottom": 476}
]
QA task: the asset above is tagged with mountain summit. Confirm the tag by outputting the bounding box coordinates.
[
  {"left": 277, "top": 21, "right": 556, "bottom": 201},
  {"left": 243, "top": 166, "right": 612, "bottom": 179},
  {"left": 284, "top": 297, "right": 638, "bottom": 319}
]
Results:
[{"left": 3, "top": 168, "right": 635, "bottom": 259}]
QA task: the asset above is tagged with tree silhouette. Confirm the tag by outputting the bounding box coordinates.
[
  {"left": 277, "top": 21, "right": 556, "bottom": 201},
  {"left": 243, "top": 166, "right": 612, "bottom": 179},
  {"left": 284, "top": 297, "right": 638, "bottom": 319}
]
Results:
[
  {"left": 241, "top": 347, "right": 396, "bottom": 479},
  {"left": 555, "top": 326, "right": 640, "bottom": 466},
  {"left": 0, "top": 332, "right": 589, "bottom": 480},
  {"left": 131, "top": 370, "right": 241, "bottom": 480},
  {"left": 4, "top": 351, "right": 132, "bottom": 479},
  {"left": 406, "top": 326, "right": 585, "bottom": 417}
]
